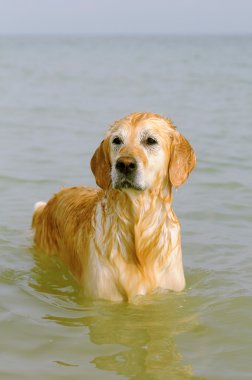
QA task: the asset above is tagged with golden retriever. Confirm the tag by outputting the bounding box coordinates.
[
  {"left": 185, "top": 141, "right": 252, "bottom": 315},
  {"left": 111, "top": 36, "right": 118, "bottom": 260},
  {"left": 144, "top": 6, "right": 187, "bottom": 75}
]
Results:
[{"left": 32, "top": 112, "right": 196, "bottom": 301}]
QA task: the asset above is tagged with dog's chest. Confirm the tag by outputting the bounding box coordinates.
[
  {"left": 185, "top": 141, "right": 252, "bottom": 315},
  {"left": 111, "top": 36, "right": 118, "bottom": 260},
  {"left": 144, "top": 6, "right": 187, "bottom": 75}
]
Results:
[{"left": 86, "top": 198, "right": 181, "bottom": 300}]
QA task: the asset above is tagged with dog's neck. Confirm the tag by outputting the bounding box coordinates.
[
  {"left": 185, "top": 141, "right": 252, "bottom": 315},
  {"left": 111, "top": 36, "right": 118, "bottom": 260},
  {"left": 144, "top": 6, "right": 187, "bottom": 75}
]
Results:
[
  {"left": 107, "top": 185, "right": 172, "bottom": 222},
  {"left": 96, "top": 182, "right": 178, "bottom": 265}
]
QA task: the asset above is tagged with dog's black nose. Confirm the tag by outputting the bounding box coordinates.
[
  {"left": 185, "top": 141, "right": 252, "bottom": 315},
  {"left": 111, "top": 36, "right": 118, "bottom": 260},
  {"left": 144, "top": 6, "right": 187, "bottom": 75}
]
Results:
[{"left": 116, "top": 157, "right": 137, "bottom": 175}]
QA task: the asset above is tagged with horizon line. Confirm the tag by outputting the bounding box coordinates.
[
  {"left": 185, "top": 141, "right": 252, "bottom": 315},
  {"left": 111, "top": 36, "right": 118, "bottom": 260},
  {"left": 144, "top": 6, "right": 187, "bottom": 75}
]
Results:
[{"left": 0, "top": 32, "right": 252, "bottom": 38}]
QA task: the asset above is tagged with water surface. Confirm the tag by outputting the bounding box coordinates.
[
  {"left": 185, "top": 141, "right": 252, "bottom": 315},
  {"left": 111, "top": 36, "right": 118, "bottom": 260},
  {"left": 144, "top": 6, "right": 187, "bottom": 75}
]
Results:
[{"left": 0, "top": 35, "right": 252, "bottom": 379}]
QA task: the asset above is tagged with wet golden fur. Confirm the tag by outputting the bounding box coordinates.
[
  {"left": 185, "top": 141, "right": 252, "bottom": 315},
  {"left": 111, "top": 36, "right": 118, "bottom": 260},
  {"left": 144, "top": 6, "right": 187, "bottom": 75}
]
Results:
[{"left": 32, "top": 112, "right": 196, "bottom": 301}]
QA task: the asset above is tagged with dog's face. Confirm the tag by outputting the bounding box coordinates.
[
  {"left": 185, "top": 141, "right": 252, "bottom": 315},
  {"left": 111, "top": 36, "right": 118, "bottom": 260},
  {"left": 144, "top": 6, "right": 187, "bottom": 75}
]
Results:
[
  {"left": 109, "top": 116, "right": 171, "bottom": 191},
  {"left": 91, "top": 113, "right": 196, "bottom": 192}
]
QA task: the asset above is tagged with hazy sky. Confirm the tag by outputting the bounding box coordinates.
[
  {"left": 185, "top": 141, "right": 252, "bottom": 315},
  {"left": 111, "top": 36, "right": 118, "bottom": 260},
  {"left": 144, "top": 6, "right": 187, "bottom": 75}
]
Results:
[{"left": 0, "top": 0, "right": 252, "bottom": 35}]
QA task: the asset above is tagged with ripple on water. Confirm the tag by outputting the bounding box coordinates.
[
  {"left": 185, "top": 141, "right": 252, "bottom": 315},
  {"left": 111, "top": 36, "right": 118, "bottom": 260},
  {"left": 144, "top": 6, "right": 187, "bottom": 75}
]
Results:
[{"left": 1, "top": 35, "right": 252, "bottom": 380}]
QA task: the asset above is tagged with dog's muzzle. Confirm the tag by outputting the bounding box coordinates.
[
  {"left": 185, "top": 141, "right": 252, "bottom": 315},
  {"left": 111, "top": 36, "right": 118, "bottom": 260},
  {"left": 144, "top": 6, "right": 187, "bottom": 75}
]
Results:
[{"left": 114, "top": 156, "right": 142, "bottom": 190}]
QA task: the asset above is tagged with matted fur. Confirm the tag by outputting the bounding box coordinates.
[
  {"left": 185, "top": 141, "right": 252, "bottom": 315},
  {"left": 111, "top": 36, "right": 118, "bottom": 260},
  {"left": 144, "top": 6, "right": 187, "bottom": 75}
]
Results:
[{"left": 32, "top": 112, "right": 196, "bottom": 301}]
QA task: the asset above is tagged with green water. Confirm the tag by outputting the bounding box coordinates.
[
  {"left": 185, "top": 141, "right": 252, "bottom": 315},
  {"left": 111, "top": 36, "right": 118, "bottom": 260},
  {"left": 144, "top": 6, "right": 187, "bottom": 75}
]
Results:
[
  {"left": 0, "top": 255, "right": 206, "bottom": 379},
  {"left": 1, "top": 36, "right": 252, "bottom": 379}
]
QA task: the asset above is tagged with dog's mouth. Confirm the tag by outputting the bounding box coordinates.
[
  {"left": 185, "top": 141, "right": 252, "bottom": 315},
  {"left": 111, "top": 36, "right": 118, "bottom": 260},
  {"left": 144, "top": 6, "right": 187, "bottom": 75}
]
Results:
[{"left": 114, "top": 178, "right": 144, "bottom": 191}]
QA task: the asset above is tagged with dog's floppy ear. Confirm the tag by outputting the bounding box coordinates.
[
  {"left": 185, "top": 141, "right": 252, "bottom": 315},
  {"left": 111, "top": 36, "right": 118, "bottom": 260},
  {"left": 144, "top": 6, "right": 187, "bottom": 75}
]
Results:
[
  {"left": 169, "top": 131, "right": 196, "bottom": 188},
  {"left": 90, "top": 139, "right": 111, "bottom": 190}
]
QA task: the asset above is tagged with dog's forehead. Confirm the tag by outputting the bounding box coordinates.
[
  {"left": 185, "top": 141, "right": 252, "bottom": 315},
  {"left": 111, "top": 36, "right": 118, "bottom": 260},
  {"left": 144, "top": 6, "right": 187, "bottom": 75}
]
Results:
[{"left": 107, "top": 115, "right": 175, "bottom": 140}]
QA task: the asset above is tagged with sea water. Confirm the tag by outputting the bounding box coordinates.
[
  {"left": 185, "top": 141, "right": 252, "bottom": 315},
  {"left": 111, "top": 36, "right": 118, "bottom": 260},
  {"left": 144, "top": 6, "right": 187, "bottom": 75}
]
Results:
[{"left": 0, "top": 35, "right": 252, "bottom": 379}]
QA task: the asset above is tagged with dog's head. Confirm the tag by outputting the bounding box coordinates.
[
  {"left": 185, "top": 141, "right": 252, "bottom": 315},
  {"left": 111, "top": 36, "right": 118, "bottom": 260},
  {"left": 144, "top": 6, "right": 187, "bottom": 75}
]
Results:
[{"left": 91, "top": 113, "right": 196, "bottom": 192}]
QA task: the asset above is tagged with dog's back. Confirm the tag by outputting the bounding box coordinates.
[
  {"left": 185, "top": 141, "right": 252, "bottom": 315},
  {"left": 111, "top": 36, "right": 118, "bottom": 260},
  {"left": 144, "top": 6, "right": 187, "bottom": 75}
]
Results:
[{"left": 32, "top": 186, "right": 102, "bottom": 279}]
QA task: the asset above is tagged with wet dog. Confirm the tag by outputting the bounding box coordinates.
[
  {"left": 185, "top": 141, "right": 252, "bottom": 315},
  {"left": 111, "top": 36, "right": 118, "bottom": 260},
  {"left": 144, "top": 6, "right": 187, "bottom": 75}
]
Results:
[{"left": 32, "top": 112, "right": 196, "bottom": 301}]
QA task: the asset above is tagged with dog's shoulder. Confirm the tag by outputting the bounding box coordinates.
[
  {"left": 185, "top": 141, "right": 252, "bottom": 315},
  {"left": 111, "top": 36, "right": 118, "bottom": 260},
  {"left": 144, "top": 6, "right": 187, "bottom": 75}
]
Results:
[{"left": 48, "top": 186, "right": 103, "bottom": 214}]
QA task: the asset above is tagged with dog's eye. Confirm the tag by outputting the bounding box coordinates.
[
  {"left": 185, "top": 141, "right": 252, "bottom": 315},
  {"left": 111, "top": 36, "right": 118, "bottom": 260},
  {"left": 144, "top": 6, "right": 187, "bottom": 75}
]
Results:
[
  {"left": 112, "top": 137, "right": 123, "bottom": 145},
  {"left": 146, "top": 137, "right": 158, "bottom": 145}
]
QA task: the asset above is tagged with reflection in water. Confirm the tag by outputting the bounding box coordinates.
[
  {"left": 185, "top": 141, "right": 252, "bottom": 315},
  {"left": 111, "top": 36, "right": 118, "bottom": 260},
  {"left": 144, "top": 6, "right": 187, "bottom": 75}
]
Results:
[{"left": 29, "top": 251, "right": 203, "bottom": 380}]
